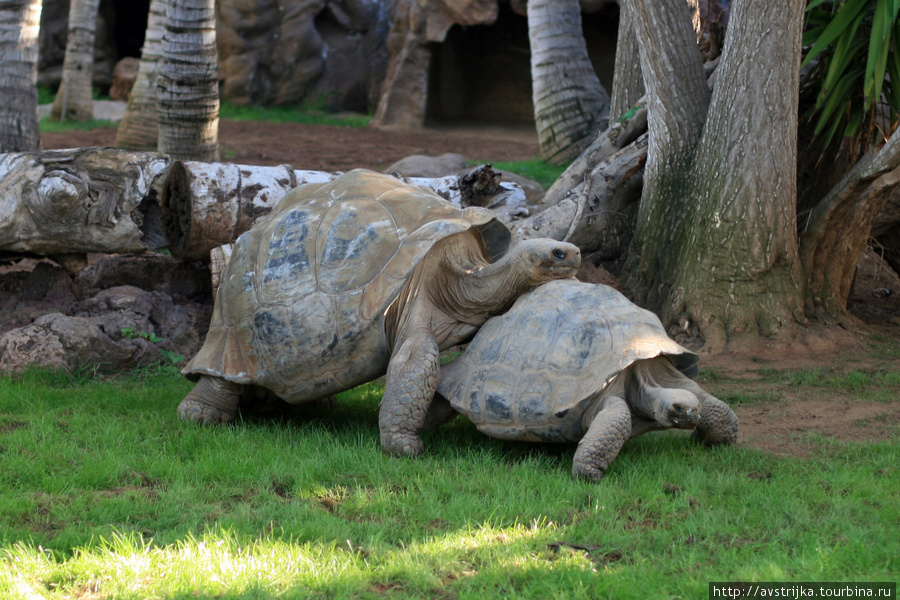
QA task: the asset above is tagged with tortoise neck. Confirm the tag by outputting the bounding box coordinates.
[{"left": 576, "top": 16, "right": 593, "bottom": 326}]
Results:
[{"left": 384, "top": 232, "right": 535, "bottom": 351}]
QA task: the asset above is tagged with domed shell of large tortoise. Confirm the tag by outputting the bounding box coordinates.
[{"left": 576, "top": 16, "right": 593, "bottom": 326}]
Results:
[
  {"left": 184, "top": 169, "right": 507, "bottom": 402},
  {"left": 437, "top": 279, "right": 699, "bottom": 443}
]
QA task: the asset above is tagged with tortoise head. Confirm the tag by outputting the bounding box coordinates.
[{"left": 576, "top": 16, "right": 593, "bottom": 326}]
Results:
[
  {"left": 628, "top": 356, "right": 701, "bottom": 430},
  {"left": 511, "top": 238, "right": 581, "bottom": 285}
]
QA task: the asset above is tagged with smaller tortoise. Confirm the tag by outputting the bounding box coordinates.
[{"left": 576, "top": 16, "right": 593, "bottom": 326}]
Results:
[
  {"left": 178, "top": 169, "right": 581, "bottom": 457},
  {"left": 434, "top": 280, "right": 738, "bottom": 481}
]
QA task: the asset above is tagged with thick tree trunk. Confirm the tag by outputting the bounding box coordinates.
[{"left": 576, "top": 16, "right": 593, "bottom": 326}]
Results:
[
  {"left": 800, "top": 132, "right": 900, "bottom": 322},
  {"left": 116, "top": 0, "right": 167, "bottom": 150},
  {"left": 668, "top": 0, "right": 806, "bottom": 352},
  {"left": 50, "top": 0, "right": 99, "bottom": 122},
  {"left": 621, "top": 0, "right": 710, "bottom": 311},
  {"left": 527, "top": 0, "right": 610, "bottom": 166},
  {"left": 608, "top": 2, "right": 643, "bottom": 123},
  {"left": 0, "top": 0, "right": 42, "bottom": 152},
  {"left": 157, "top": 0, "right": 219, "bottom": 161},
  {"left": 0, "top": 148, "right": 170, "bottom": 254},
  {"left": 622, "top": 0, "right": 806, "bottom": 352}
]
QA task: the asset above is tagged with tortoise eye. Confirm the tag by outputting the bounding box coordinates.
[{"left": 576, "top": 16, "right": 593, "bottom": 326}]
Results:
[{"left": 552, "top": 248, "right": 568, "bottom": 260}]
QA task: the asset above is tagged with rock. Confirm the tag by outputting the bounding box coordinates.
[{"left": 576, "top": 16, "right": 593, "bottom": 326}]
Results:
[
  {"left": 217, "top": 0, "right": 392, "bottom": 111},
  {"left": 0, "top": 313, "right": 157, "bottom": 374},
  {"left": 0, "top": 257, "right": 78, "bottom": 336},
  {"left": 384, "top": 153, "right": 468, "bottom": 177},
  {"left": 109, "top": 57, "right": 140, "bottom": 101},
  {"left": 498, "top": 171, "right": 546, "bottom": 206},
  {"left": 0, "top": 251, "right": 213, "bottom": 374},
  {"left": 74, "top": 253, "right": 211, "bottom": 301}
]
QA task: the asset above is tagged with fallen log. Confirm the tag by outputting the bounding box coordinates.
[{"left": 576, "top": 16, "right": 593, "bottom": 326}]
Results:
[
  {"left": 0, "top": 149, "right": 530, "bottom": 261},
  {"left": 0, "top": 148, "right": 170, "bottom": 254},
  {"left": 161, "top": 162, "right": 528, "bottom": 260}
]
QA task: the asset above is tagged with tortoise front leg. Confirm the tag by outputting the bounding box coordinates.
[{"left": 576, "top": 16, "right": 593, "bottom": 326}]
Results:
[
  {"left": 379, "top": 333, "right": 440, "bottom": 457},
  {"left": 572, "top": 395, "right": 632, "bottom": 481},
  {"left": 677, "top": 378, "right": 739, "bottom": 445},
  {"left": 177, "top": 375, "right": 242, "bottom": 424}
]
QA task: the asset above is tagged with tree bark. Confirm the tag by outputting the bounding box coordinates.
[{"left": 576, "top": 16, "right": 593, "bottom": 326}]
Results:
[
  {"left": 50, "top": 0, "right": 99, "bottom": 122},
  {"left": 800, "top": 131, "right": 900, "bottom": 322},
  {"left": 608, "top": 1, "right": 643, "bottom": 123},
  {"left": 0, "top": 148, "right": 525, "bottom": 260},
  {"left": 668, "top": 0, "right": 806, "bottom": 352},
  {"left": 0, "top": 0, "right": 42, "bottom": 153},
  {"left": 620, "top": 0, "right": 806, "bottom": 352},
  {"left": 116, "top": 0, "right": 167, "bottom": 150},
  {"left": 527, "top": 0, "right": 610, "bottom": 166},
  {"left": 157, "top": 0, "right": 219, "bottom": 161},
  {"left": 0, "top": 148, "right": 170, "bottom": 254},
  {"left": 621, "top": 0, "right": 710, "bottom": 311}
]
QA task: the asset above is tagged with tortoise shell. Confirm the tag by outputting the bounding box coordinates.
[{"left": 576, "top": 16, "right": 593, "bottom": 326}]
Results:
[
  {"left": 184, "top": 169, "right": 502, "bottom": 402},
  {"left": 438, "top": 279, "right": 698, "bottom": 442}
]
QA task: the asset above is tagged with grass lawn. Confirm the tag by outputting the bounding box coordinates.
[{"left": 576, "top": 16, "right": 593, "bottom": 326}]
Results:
[{"left": 0, "top": 362, "right": 897, "bottom": 599}]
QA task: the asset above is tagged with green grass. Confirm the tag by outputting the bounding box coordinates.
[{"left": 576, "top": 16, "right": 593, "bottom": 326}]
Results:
[
  {"left": 219, "top": 101, "right": 370, "bottom": 128},
  {"left": 0, "top": 368, "right": 897, "bottom": 599},
  {"left": 754, "top": 367, "right": 900, "bottom": 403},
  {"left": 38, "top": 117, "right": 118, "bottom": 133}
]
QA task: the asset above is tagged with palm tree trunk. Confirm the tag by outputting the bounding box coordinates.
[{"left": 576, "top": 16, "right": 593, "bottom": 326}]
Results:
[
  {"left": 0, "top": 0, "right": 42, "bottom": 152},
  {"left": 50, "top": 0, "right": 100, "bottom": 122},
  {"left": 527, "top": 0, "right": 610, "bottom": 166},
  {"left": 116, "top": 0, "right": 168, "bottom": 150},
  {"left": 156, "top": 0, "right": 219, "bottom": 161}
]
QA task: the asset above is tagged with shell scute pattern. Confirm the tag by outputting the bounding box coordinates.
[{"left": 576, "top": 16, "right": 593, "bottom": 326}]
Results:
[
  {"left": 184, "top": 169, "right": 495, "bottom": 402},
  {"left": 440, "top": 280, "right": 698, "bottom": 443}
]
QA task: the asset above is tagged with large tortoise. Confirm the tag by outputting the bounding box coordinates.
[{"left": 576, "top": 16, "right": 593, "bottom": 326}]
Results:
[
  {"left": 434, "top": 280, "right": 738, "bottom": 481},
  {"left": 177, "top": 169, "right": 581, "bottom": 457}
]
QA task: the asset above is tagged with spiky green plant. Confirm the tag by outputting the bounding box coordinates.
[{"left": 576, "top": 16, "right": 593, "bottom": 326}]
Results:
[{"left": 802, "top": 0, "right": 900, "bottom": 147}]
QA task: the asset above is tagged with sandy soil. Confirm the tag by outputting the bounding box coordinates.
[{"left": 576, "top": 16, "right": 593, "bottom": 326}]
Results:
[{"left": 40, "top": 116, "right": 900, "bottom": 460}]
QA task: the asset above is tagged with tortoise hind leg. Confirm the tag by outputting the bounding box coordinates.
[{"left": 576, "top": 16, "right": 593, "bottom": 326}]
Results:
[
  {"left": 572, "top": 395, "right": 632, "bottom": 481},
  {"left": 379, "top": 333, "right": 440, "bottom": 457},
  {"left": 177, "top": 375, "right": 242, "bottom": 424}
]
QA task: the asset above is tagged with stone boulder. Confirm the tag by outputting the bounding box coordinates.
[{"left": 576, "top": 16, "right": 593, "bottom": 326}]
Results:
[
  {"left": 0, "top": 252, "right": 213, "bottom": 374},
  {"left": 384, "top": 153, "right": 468, "bottom": 177},
  {"left": 217, "top": 0, "right": 393, "bottom": 111},
  {"left": 0, "top": 312, "right": 159, "bottom": 374}
]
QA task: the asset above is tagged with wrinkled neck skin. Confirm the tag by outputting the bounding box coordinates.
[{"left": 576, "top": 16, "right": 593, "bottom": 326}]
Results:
[{"left": 385, "top": 231, "right": 555, "bottom": 351}]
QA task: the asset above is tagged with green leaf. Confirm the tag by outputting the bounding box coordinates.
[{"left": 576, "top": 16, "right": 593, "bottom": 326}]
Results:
[
  {"left": 843, "top": 110, "right": 864, "bottom": 139},
  {"left": 802, "top": 0, "right": 870, "bottom": 68},
  {"left": 865, "top": 0, "right": 890, "bottom": 100},
  {"left": 821, "top": 21, "right": 866, "bottom": 96},
  {"left": 815, "top": 70, "right": 860, "bottom": 136}
]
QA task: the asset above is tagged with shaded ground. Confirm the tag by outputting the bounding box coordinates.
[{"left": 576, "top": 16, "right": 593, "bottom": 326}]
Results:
[{"left": 40, "top": 117, "right": 900, "bottom": 460}]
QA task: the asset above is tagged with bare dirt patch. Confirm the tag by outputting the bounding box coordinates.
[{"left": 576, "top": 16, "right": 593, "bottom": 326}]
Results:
[
  {"left": 40, "top": 118, "right": 900, "bottom": 460},
  {"left": 40, "top": 119, "right": 541, "bottom": 172}
]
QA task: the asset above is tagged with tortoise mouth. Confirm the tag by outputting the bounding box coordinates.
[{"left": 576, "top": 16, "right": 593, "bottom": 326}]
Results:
[{"left": 666, "top": 403, "right": 701, "bottom": 429}]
